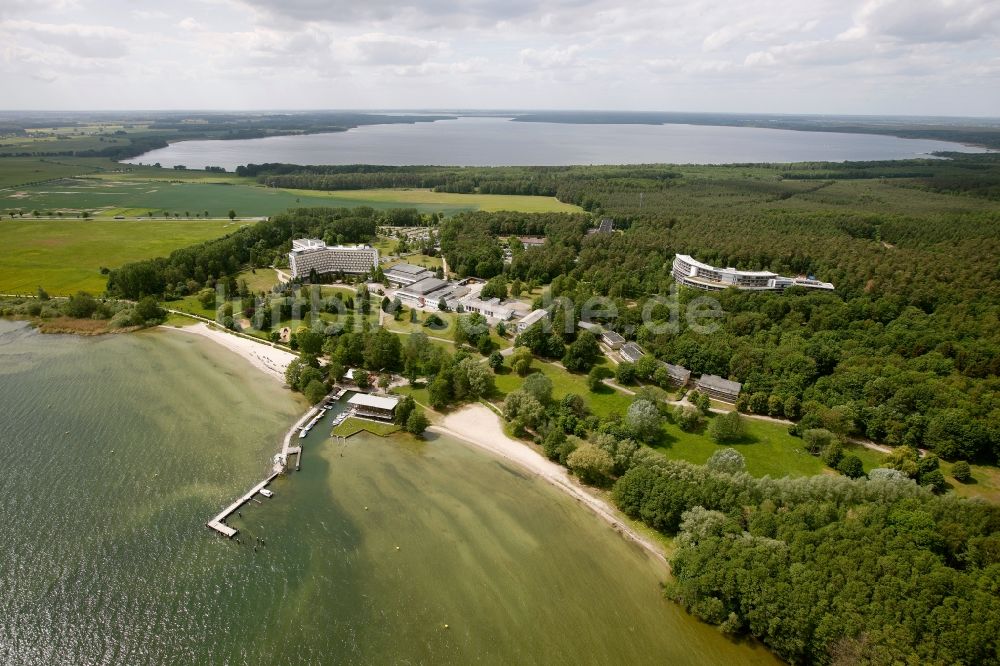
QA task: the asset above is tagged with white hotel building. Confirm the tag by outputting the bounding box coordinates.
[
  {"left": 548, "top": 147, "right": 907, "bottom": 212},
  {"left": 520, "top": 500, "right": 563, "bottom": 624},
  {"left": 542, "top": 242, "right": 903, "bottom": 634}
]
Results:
[
  {"left": 288, "top": 239, "right": 379, "bottom": 280},
  {"left": 672, "top": 254, "right": 834, "bottom": 292}
]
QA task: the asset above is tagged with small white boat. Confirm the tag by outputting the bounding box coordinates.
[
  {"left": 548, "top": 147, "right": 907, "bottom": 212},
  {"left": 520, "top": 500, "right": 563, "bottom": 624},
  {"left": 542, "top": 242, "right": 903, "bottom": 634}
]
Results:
[{"left": 259, "top": 489, "right": 274, "bottom": 498}]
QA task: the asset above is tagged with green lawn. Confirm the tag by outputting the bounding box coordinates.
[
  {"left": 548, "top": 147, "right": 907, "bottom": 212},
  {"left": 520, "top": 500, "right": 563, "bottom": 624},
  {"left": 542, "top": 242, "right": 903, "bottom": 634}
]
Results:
[
  {"left": 236, "top": 267, "right": 281, "bottom": 294},
  {"left": 651, "top": 414, "right": 886, "bottom": 479},
  {"left": 283, "top": 188, "right": 581, "bottom": 213},
  {"left": 493, "top": 359, "right": 633, "bottom": 419},
  {"left": 0, "top": 218, "right": 242, "bottom": 295},
  {"left": 943, "top": 460, "right": 1000, "bottom": 504},
  {"left": 331, "top": 417, "right": 400, "bottom": 438}
]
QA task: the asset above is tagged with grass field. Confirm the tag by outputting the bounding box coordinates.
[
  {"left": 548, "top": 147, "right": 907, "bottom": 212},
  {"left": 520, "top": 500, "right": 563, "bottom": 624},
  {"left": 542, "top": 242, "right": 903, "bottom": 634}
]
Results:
[
  {"left": 331, "top": 417, "right": 400, "bottom": 438},
  {"left": 652, "top": 415, "right": 886, "bottom": 478},
  {"left": 282, "top": 188, "right": 581, "bottom": 213},
  {"left": 1, "top": 178, "right": 580, "bottom": 218},
  {"left": 0, "top": 157, "right": 110, "bottom": 188},
  {"left": 0, "top": 218, "right": 242, "bottom": 294},
  {"left": 493, "top": 359, "right": 633, "bottom": 419}
]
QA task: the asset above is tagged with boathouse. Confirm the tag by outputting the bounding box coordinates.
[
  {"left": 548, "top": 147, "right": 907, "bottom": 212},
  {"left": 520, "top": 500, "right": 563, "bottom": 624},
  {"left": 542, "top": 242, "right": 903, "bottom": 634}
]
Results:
[{"left": 348, "top": 393, "right": 400, "bottom": 421}]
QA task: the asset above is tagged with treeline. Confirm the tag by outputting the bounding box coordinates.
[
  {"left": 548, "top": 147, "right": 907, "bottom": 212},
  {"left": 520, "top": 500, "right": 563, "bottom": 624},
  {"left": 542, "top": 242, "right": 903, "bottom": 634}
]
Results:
[
  {"left": 106, "top": 207, "right": 380, "bottom": 299},
  {"left": 612, "top": 457, "right": 1000, "bottom": 664}
]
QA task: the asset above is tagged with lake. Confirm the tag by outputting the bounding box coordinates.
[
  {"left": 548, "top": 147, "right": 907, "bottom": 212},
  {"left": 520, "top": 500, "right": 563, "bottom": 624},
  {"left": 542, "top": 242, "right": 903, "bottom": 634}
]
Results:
[
  {"left": 124, "top": 116, "right": 983, "bottom": 169},
  {"left": 0, "top": 319, "right": 778, "bottom": 665}
]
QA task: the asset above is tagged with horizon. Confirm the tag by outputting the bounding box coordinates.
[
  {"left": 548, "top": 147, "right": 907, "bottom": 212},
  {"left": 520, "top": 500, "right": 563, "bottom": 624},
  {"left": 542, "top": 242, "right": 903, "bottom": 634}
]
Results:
[{"left": 2, "top": 109, "right": 999, "bottom": 122}]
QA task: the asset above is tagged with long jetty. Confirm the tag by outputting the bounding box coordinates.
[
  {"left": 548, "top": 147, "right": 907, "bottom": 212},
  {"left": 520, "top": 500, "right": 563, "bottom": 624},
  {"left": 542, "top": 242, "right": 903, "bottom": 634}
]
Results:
[{"left": 206, "top": 391, "right": 339, "bottom": 538}]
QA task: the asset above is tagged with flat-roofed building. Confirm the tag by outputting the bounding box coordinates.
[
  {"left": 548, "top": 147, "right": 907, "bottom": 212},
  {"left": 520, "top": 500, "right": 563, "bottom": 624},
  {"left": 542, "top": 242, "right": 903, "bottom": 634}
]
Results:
[
  {"left": 289, "top": 239, "right": 379, "bottom": 280},
  {"left": 696, "top": 374, "right": 743, "bottom": 403},
  {"left": 672, "top": 254, "right": 834, "bottom": 292},
  {"left": 620, "top": 342, "right": 645, "bottom": 363},
  {"left": 601, "top": 330, "right": 625, "bottom": 350},
  {"left": 385, "top": 263, "right": 434, "bottom": 286},
  {"left": 662, "top": 362, "right": 691, "bottom": 388},
  {"left": 516, "top": 308, "right": 548, "bottom": 333},
  {"left": 347, "top": 393, "right": 399, "bottom": 421},
  {"left": 460, "top": 295, "right": 515, "bottom": 321}
]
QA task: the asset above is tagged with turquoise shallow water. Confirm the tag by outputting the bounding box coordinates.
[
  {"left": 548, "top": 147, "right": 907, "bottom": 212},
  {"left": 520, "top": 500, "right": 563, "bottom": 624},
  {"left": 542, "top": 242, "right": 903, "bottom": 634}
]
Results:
[{"left": 0, "top": 320, "right": 777, "bottom": 665}]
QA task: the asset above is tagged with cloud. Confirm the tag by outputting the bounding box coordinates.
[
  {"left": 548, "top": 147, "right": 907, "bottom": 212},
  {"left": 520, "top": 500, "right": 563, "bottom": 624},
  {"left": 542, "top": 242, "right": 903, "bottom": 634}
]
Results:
[
  {"left": 234, "top": 0, "right": 607, "bottom": 27},
  {"left": 347, "top": 33, "right": 445, "bottom": 66},
  {"left": 853, "top": 0, "right": 1000, "bottom": 44},
  {"left": 2, "top": 19, "right": 131, "bottom": 58}
]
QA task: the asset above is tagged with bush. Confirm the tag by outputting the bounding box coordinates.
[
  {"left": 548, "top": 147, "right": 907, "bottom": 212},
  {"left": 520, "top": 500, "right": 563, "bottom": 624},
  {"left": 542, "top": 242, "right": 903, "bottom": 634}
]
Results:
[
  {"left": 523, "top": 372, "right": 553, "bottom": 405},
  {"left": 626, "top": 399, "right": 662, "bottom": 442},
  {"left": 675, "top": 405, "right": 704, "bottom": 433},
  {"left": 821, "top": 440, "right": 844, "bottom": 468},
  {"left": 952, "top": 460, "right": 972, "bottom": 483},
  {"left": 837, "top": 454, "right": 864, "bottom": 479},
  {"left": 708, "top": 411, "right": 745, "bottom": 443},
  {"left": 566, "top": 443, "right": 614, "bottom": 486},
  {"left": 706, "top": 448, "right": 746, "bottom": 474},
  {"left": 303, "top": 379, "right": 327, "bottom": 404},
  {"left": 615, "top": 362, "right": 636, "bottom": 385},
  {"left": 406, "top": 409, "right": 430, "bottom": 437}
]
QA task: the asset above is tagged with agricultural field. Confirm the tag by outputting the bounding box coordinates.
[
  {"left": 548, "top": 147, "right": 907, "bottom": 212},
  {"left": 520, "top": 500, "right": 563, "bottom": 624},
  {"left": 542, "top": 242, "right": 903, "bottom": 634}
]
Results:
[
  {"left": 1, "top": 178, "right": 576, "bottom": 219},
  {"left": 282, "top": 187, "right": 582, "bottom": 213},
  {"left": 0, "top": 157, "right": 111, "bottom": 188},
  {"left": 0, "top": 218, "right": 242, "bottom": 295}
]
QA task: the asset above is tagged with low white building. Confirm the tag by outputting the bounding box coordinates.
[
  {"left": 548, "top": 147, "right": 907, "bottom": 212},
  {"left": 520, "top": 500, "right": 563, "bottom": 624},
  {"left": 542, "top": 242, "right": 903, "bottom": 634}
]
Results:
[
  {"left": 460, "top": 295, "right": 515, "bottom": 321},
  {"left": 516, "top": 308, "right": 548, "bottom": 333}
]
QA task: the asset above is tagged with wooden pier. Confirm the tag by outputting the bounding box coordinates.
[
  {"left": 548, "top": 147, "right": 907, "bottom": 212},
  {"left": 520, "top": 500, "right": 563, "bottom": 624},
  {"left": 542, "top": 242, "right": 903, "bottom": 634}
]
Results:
[
  {"left": 206, "top": 471, "right": 281, "bottom": 538},
  {"left": 206, "top": 389, "right": 339, "bottom": 538}
]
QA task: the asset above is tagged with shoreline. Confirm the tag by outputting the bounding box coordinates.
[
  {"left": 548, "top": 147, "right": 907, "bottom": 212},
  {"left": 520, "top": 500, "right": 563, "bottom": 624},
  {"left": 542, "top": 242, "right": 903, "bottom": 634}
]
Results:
[
  {"left": 433, "top": 404, "right": 668, "bottom": 568},
  {"left": 161, "top": 321, "right": 297, "bottom": 384}
]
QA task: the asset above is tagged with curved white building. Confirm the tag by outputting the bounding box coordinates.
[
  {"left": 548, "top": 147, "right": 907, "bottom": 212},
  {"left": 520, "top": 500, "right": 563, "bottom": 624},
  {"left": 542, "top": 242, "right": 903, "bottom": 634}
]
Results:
[{"left": 672, "top": 254, "right": 834, "bottom": 292}]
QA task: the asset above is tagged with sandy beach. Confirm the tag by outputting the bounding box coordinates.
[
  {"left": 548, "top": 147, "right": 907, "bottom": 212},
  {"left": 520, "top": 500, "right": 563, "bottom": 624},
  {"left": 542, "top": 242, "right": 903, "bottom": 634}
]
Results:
[
  {"left": 165, "top": 322, "right": 297, "bottom": 384},
  {"left": 433, "top": 404, "right": 668, "bottom": 566}
]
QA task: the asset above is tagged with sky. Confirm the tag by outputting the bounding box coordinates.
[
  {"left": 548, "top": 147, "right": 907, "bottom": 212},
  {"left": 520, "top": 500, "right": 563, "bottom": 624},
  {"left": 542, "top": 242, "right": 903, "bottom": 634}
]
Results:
[{"left": 1, "top": 0, "right": 998, "bottom": 116}]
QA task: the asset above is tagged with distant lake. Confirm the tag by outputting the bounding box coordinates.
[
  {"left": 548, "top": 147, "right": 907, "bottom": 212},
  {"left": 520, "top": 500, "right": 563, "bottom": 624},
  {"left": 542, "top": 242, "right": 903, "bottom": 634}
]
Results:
[{"left": 124, "top": 116, "right": 984, "bottom": 169}]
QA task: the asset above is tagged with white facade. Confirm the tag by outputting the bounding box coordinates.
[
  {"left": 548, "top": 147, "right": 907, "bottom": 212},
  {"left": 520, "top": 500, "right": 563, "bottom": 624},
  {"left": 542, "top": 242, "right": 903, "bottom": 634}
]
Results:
[
  {"left": 460, "top": 296, "right": 515, "bottom": 321},
  {"left": 672, "top": 254, "right": 834, "bottom": 292},
  {"left": 289, "top": 239, "right": 379, "bottom": 280}
]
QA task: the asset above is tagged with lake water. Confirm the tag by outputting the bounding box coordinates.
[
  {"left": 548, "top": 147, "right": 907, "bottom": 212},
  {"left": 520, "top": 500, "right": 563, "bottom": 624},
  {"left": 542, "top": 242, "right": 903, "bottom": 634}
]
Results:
[
  {"left": 124, "top": 116, "right": 983, "bottom": 169},
  {"left": 0, "top": 319, "right": 778, "bottom": 665}
]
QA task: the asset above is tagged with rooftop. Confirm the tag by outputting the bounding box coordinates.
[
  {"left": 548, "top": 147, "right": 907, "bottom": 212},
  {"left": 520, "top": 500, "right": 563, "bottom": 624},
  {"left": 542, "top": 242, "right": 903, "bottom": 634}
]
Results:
[
  {"left": 518, "top": 309, "right": 548, "bottom": 326},
  {"left": 402, "top": 276, "right": 448, "bottom": 295},
  {"left": 386, "top": 263, "right": 431, "bottom": 276},
  {"left": 697, "top": 374, "right": 743, "bottom": 394},
  {"left": 601, "top": 330, "right": 625, "bottom": 344},
  {"left": 348, "top": 393, "right": 400, "bottom": 410}
]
